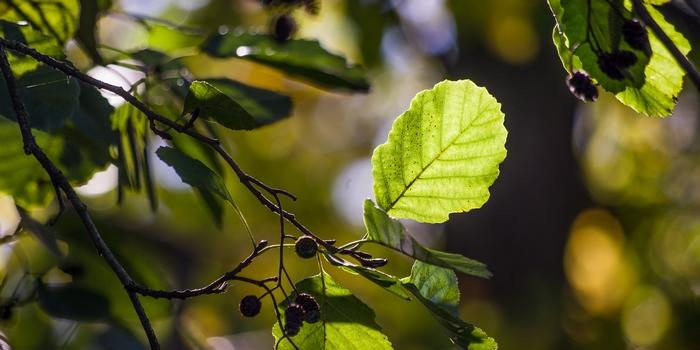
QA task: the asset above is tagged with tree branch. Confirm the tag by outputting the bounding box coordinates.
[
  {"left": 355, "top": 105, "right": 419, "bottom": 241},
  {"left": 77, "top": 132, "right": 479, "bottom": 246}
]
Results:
[
  {"left": 0, "top": 45, "right": 160, "bottom": 350},
  {"left": 632, "top": 0, "right": 700, "bottom": 92},
  {"left": 0, "top": 37, "right": 335, "bottom": 252}
]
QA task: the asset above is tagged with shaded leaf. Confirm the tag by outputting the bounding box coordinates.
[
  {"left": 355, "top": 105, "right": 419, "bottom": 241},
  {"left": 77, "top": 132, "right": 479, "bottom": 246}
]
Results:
[
  {"left": 0, "top": 65, "right": 80, "bottom": 131},
  {"left": 75, "top": 0, "right": 106, "bottom": 64},
  {"left": 272, "top": 272, "right": 393, "bottom": 350},
  {"left": 156, "top": 146, "right": 233, "bottom": 204},
  {"left": 403, "top": 261, "right": 497, "bottom": 350},
  {"left": 182, "top": 80, "right": 257, "bottom": 131},
  {"left": 37, "top": 282, "right": 110, "bottom": 321},
  {"left": 203, "top": 31, "right": 369, "bottom": 91},
  {"left": 0, "top": 116, "right": 110, "bottom": 206},
  {"left": 206, "top": 78, "right": 293, "bottom": 127},
  {"left": 371, "top": 80, "right": 507, "bottom": 223},
  {"left": 363, "top": 199, "right": 491, "bottom": 278}
]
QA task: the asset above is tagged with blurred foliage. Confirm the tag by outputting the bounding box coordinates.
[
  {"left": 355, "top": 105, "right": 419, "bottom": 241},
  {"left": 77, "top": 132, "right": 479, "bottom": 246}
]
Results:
[{"left": 0, "top": 0, "right": 699, "bottom": 349}]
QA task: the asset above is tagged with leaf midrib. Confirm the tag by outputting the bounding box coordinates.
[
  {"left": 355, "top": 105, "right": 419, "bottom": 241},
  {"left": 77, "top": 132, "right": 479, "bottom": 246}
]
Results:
[{"left": 386, "top": 93, "right": 490, "bottom": 211}]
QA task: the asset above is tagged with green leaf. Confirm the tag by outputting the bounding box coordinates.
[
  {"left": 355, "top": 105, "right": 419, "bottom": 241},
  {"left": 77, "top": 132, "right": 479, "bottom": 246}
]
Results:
[
  {"left": 0, "top": 21, "right": 64, "bottom": 77},
  {"left": 371, "top": 80, "right": 507, "bottom": 223},
  {"left": 325, "top": 253, "right": 411, "bottom": 300},
  {"left": 1, "top": 0, "right": 80, "bottom": 46},
  {"left": 75, "top": 0, "right": 105, "bottom": 64},
  {"left": 0, "top": 116, "right": 110, "bottom": 206},
  {"left": 0, "top": 65, "right": 80, "bottom": 131},
  {"left": 183, "top": 80, "right": 257, "bottom": 131},
  {"left": 403, "top": 261, "right": 497, "bottom": 350},
  {"left": 202, "top": 31, "right": 369, "bottom": 92},
  {"left": 363, "top": 199, "right": 491, "bottom": 278},
  {"left": 272, "top": 272, "right": 393, "bottom": 350},
  {"left": 553, "top": 0, "right": 690, "bottom": 116},
  {"left": 156, "top": 146, "right": 234, "bottom": 203},
  {"left": 206, "top": 78, "right": 293, "bottom": 127},
  {"left": 37, "top": 282, "right": 111, "bottom": 321},
  {"left": 72, "top": 82, "right": 117, "bottom": 152}
]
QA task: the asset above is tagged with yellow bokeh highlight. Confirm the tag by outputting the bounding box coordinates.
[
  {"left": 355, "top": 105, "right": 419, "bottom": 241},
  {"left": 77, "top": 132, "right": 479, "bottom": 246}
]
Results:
[
  {"left": 622, "top": 286, "right": 672, "bottom": 346},
  {"left": 564, "top": 209, "right": 636, "bottom": 315},
  {"left": 486, "top": 14, "right": 539, "bottom": 64}
]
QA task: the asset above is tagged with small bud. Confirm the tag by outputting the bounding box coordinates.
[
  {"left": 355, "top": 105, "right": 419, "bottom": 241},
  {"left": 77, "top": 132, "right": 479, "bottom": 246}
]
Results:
[
  {"left": 359, "top": 257, "right": 388, "bottom": 269},
  {"left": 273, "top": 14, "right": 297, "bottom": 43},
  {"left": 566, "top": 71, "right": 598, "bottom": 102},
  {"left": 622, "top": 18, "right": 650, "bottom": 54},
  {"left": 295, "top": 236, "right": 318, "bottom": 259},
  {"left": 239, "top": 295, "right": 262, "bottom": 317}
]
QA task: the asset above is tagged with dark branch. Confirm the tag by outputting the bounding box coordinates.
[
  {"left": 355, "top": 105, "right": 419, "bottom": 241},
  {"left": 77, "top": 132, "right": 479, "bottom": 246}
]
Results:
[
  {"left": 0, "top": 45, "right": 160, "bottom": 350},
  {"left": 631, "top": 0, "right": 700, "bottom": 92}
]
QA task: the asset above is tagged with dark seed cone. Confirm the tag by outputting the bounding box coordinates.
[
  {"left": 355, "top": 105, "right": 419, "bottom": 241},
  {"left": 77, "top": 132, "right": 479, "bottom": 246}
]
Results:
[
  {"left": 295, "top": 236, "right": 318, "bottom": 259},
  {"left": 622, "top": 18, "right": 651, "bottom": 54},
  {"left": 239, "top": 295, "right": 262, "bottom": 317},
  {"left": 597, "top": 50, "right": 637, "bottom": 80},
  {"left": 284, "top": 321, "right": 301, "bottom": 336},
  {"left": 285, "top": 303, "right": 305, "bottom": 324},
  {"left": 567, "top": 71, "right": 598, "bottom": 102},
  {"left": 295, "top": 293, "right": 321, "bottom": 322},
  {"left": 273, "top": 14, "right": 297, "bottom": 43}
]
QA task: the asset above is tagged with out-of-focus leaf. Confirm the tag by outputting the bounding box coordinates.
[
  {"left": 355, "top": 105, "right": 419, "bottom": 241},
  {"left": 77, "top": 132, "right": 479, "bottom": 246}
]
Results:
[
  {"left": 72, "top": 82, "right": 117, "bottom": 152},
  {"left": 182, "top": 80, "right": 257, "bottom": 131},
  {"left": 371, "top": 80, "right": 507, "bottom": 223},
  {"left": 37, "top": 282, "right": 111, "bottom": 321},
  {"left": 0, "top": 21, "right": 63, "bottom": 77},
  {"left": 0, "top": 65, "right": 80, "bottom": 131},
  {"left": 0, "top": 116, "right": 110, "bottom": 206},
  {"left": 206, "top": 78, "right": 293, "bottom": 127},
  {"left": 95, "top": 326, "right": 147, "bottom": 350},
  {"left": 1, "top": 0, "right": 79, "bottom": 46},
  {"left": 272, "top": 272, "right": 393, "bottom": 350},
  {"left": 402, "top": 261, "right": 497, "bottom": 350},
  {"left": 17, "top": 209, "right": 62, "bottom": 257},
  {"left": 75, "top": 0, "right": 106, "bottom": 64},
  {"left": 326, "top": 253, "right": 411, "bottom": 300},
  {"left": 156, "top": 146, "right": 233, "bottom": 204},
  {"left": 202, "top": 31, "right": 370, "bottom": 91},
  {"left": 363, "top": 199, "right": 491, "bottom": 278},
  {"left": 552, "top": 0, "right": 690, "bottom": 116}
]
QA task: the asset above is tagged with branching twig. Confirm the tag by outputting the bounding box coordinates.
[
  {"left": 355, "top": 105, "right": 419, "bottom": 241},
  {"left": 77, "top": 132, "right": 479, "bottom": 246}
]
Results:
[
  {"left": 631, "top": 0, "right": 700, "bottom": 91},
  {"left": 0, "top": 45, "right": 160, "bottom": 349}
]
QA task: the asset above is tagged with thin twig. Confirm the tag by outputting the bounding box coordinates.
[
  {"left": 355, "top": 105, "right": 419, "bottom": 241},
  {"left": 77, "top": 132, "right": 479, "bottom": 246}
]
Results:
[
  {"left": 632, "top": 0, "right": 700, "bottom": 91},
  {"left": 0, "top": 45, "right": 160, "bottom": 349}
]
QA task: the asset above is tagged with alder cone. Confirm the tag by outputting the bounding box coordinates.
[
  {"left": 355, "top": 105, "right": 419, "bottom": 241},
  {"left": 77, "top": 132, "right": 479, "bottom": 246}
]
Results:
[
  {"left": 295, "top": 236, "right": 318, "bottom": 259},
  {"left": 239, "top": 295, "right": 262, "bottom": 317}
]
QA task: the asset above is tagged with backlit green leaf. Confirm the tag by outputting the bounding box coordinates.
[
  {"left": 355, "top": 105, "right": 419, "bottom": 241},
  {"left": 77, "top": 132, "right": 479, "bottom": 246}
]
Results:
[
  {"left": 371, "top": 80, "right": 507, "bottom": 223},
  {"left": 272, "top": 272, "right": 393, "bottom": 350},
  {"left": 363, "top": 199, "right": 491, "bottom": 278},
  {"left": 206, "top": 78, "right": 292, "bottom": 127},
  {"left": 0, "top": 21, "right": 64, "bottom": 77},
  {"left": 325, "top": 253, "right": 411, "bottom": 300},
  {"left": 183, "top": 80, "right": 257, "bottom": 131},
  {"left": 552, "top": 0, "right": 690, "bottom": 116},
  {"left": 202, "top": 31, "right": 369, "bottom": 92},
  {"left": 403, "top": 261, "right": 497, "bottom": 350},
  {"left": 1, "top": 0, "right": 79, "bottom": 46}
]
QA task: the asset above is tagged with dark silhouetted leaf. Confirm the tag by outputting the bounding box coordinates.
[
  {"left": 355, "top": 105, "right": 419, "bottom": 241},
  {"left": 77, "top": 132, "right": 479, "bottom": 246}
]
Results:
[
  {"left": 38, "top": 283, "right": 110, "bottom": 321},
  {"left": 203, "top": 31, "right": 369, "bottom": 91},
  {"left": 206, "top": 78, "right": 292, "bottom": 127},
  {"left": 182, "top": 80, "right": 257, "bottom": 131}
]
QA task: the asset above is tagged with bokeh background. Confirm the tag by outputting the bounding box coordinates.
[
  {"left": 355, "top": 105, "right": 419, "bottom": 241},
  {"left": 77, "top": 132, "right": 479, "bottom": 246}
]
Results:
[{"left": 1, "top": 0, "right": 700, "bottom": 349}]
